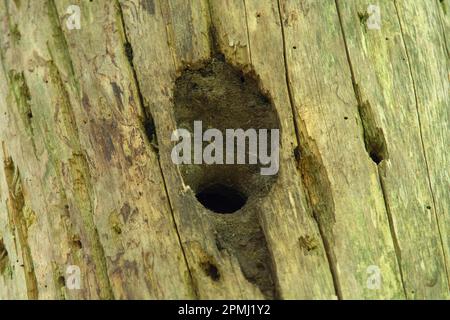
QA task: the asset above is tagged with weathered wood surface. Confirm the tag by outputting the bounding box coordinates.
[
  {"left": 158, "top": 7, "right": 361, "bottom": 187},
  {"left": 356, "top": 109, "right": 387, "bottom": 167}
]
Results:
[{"left": 0, "top": 0, "right": 448, "bottom": 299}]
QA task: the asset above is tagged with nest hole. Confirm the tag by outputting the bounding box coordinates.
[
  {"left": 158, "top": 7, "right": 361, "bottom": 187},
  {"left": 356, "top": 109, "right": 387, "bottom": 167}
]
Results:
[
  {"left": 174, "top": 57, "right": 280, "bottom": 208},
  {"left": 196, "top": 183, "right": 247, "bottom": 214}
]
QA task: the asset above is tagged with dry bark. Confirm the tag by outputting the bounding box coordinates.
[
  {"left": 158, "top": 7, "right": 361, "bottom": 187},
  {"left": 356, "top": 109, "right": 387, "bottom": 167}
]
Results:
[{"left": 0, "top": 0, "right": 448, "bottom": 299}]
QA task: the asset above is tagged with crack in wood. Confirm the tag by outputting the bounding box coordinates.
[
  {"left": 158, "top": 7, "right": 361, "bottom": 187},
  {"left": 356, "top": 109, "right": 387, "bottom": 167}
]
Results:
[
  {"left": 3, "top": 144, "right": 38, "bottom": 299},
  {"left": 277, "top": 0, "right": 342, "bottom": 300},
  {"left": 116, "top": 0, "right": 198, "bottom": 298}
]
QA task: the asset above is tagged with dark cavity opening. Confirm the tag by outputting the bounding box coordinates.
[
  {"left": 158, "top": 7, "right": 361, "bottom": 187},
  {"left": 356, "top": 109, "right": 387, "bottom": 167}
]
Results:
[
  {"left": 196, "top": 184, "right": 247, "bottom": 214},
  {"left": 369, "top": 150, "right": 383, "bottom": 165},
  {"left": 57, "top": 275, "right": 66, "bottom": 288},
  {"left": 201, "top": 261, "right": 221, "bottom": 281}
]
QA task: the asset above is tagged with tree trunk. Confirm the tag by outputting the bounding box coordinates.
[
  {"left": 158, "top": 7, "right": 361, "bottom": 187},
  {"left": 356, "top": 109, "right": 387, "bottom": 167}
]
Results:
[{"left": 0, "top": 0, "right": 448, "bottom": 299}]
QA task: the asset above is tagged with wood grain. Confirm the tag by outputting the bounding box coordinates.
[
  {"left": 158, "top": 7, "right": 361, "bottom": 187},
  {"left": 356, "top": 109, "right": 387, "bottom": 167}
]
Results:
[{"left": 0, "top": 0, "right": 448, "bottom": 299}]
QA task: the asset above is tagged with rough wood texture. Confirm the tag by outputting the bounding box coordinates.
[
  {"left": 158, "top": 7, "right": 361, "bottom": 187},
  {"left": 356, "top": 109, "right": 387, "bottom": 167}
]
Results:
[{"left": 0, "top": 0, "right": 448, "bottom": 299}]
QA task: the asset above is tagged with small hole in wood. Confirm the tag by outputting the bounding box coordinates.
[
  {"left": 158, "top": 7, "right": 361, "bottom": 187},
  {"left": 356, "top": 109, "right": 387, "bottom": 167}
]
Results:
[
  {"left": 196, "top": 183, "right": 247, "bottom": 214},
  {"left": 201, "top": 261, "right": 220, "bottom": 281},
  {"left": 58, "top": 275, "right": 65, "bottom": 288},
  {"left": 72, "top": 239, "right": 83, "bottom": 249},
  {"left": 369, "top": 150, "right": 383, "bottom": 164}
]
